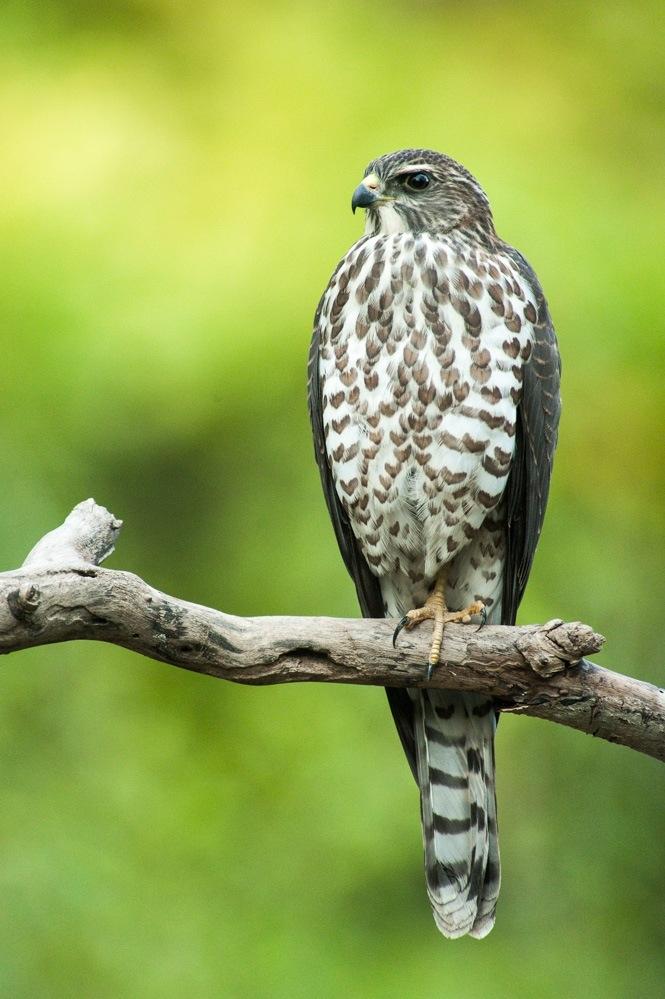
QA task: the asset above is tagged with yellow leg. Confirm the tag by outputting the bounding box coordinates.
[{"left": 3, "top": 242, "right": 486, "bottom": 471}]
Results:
[{"left": 392, "top": 572, "right": 485, "bottom": 679}]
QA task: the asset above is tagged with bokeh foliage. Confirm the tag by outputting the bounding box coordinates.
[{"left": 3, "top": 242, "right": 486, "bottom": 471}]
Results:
[{"left": 1, "top": 1, "right": 664, "bottom": 996}]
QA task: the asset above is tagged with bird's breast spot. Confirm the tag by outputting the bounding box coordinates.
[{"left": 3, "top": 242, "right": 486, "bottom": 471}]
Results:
[
  {"left": 403, "top": 467, "right": 421, "bottom": 512},
  {"left": 352, "top": 413, "right": 370, "bottom": 438}
]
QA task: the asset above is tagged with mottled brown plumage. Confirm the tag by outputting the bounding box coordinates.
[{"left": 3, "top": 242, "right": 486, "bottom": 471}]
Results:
[{"left": 308, "top": 149, "right": 560, "bottom": 938}]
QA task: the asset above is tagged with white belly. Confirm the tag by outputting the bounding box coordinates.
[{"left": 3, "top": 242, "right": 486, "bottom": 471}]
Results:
[{"left": 319, "top": 232, "right": 535, "bottom": 585}]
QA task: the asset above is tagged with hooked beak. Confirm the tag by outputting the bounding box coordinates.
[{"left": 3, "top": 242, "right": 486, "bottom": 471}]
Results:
[{"left": 351, "top": 172, "right": 381, "bottom": 213}]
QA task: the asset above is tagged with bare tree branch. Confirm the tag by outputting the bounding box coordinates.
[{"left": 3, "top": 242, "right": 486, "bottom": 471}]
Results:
[{"left": 1, "top": 501, "right": 663, "bottom": 763}]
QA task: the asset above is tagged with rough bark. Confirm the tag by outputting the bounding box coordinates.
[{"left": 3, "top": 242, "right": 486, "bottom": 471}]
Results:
[{"left": 1, "top": 500, "right": 663, "bottom": 763}]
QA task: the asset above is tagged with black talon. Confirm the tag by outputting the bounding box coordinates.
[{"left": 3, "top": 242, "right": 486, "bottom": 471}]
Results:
[
  {"left": 392, "top": 615, "right": 409, "bottom": 647},
  {"left": 476, "top": 606, "right": 488, "bottom": 633},
  {"left": 426, "top": 662, "right": 435, "bottom": 682}
]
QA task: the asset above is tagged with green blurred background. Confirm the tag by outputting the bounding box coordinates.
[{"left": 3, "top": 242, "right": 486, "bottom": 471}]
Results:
[{"left": 1, "top": 1, "right": 663, "bottom": 996}]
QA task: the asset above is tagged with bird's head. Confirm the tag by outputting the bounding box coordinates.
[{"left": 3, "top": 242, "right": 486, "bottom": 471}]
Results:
[{"left": 351, "top": 148, "right": 495, "bottom": 239}]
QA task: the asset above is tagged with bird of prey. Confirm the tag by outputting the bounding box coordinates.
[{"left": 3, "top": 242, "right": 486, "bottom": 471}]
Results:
[{"left": 308, "top": 149, "right": 560, "bottom": 938}]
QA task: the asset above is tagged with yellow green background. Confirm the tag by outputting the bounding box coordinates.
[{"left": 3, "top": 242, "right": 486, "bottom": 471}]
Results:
[{"left": 1, "top": 2, "right": 663, "bottom": 996}]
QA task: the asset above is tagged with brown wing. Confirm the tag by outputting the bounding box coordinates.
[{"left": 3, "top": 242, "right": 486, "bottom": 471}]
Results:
[
  {"left": 307, "top": 300, "right": 418, "bottom": 775},
  {"left": 501, "top": 247, "right": 561, "bottom": 626}
]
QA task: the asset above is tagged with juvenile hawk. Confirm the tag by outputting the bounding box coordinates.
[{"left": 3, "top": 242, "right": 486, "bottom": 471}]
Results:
[{"left": 308, "top": 149, "right": 560, "bottom": 938}]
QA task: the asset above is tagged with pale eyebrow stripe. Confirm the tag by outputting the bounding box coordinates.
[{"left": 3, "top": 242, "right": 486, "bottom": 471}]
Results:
[{"left": 396, "top": 163, "right": 436, "bottom": 173}]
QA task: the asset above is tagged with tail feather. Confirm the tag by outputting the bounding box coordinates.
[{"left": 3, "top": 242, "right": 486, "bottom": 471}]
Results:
[
  {"left": 413, "top": 688, "right": 500, "bottom": 938},
  {"left": 468, "top": 735, "right": 500, "bottom": 939},
  {"left": 379, "top": 575, "right": 501, "bottom": 939}
]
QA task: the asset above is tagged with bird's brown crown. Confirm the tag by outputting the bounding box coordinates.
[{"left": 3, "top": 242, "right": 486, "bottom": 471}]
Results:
[{"left": 361, "top": 148, "right": 495, "bottom": 239}]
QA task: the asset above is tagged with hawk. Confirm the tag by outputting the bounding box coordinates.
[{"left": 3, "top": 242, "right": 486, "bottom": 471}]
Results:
[{"left": 308, "top": 149, "right": 560, "bottom": 938}]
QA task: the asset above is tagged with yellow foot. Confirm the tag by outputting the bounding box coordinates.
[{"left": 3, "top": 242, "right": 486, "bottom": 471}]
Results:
[{"left": 392, "top": 591, "right": 485, "bottom": 679}]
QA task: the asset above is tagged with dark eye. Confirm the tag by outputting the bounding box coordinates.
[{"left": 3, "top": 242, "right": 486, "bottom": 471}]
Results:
[{"left": 404, "top": 172, "right": 431, "bottom": 191}]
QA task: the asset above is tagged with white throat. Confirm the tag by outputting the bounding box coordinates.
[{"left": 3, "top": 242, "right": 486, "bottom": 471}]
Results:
[{"left": 364, "top": 203, "right": 408, "bottom": 236}]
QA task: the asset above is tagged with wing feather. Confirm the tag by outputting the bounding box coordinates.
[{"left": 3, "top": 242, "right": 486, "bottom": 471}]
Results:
[{"left": 501, "top": 247, "right": 561, "bottom": 626}]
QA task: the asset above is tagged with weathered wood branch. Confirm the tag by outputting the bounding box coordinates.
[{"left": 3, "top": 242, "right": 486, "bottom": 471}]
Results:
[{"left": 1, "top": 500, "right": 663, "bottom": 762}]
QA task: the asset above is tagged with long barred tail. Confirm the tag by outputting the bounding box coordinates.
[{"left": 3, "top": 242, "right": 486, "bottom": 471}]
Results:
[{"left": 412, "top": 688, "right": 500, "bottom": 938}]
